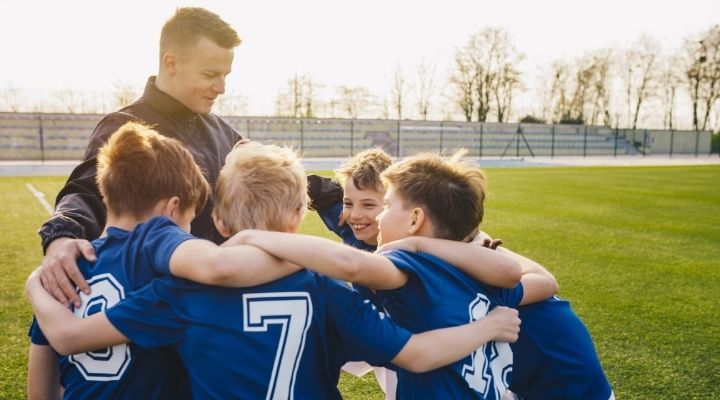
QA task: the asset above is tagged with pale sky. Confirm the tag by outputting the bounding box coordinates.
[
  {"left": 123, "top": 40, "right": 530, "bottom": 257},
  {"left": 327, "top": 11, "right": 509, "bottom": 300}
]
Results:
[{"left": 1, "top": 0, "right": 718, "bottom": 117}]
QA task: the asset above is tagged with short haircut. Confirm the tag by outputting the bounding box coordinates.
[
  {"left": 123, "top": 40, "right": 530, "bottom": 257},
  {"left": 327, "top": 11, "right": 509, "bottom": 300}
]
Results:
[
  {"left": 381, "top": 149, "right": 486, "bottom": 241},
  {"left": 160, "top": 7, "right": 242, "bottom": 60},
  {"left": 214, "top": 141, "right": 307, "bottom": 235},
  {"left": 97, "top": 121, "right": 210, "bottom": 219},
  {"left": 335, "top": 148, "right": 393, "bottom": 192}
]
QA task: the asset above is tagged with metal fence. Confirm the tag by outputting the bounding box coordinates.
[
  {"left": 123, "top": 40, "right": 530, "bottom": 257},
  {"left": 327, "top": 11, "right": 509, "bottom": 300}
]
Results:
[{"left": 0, "top": 112, "right": 714, "bottom": 161}]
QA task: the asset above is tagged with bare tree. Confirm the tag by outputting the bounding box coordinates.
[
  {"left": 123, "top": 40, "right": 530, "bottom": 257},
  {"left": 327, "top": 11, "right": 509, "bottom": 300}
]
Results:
[
  {"left": 687, "top": 25, "right": 720, "bottom": 131},
  {"left": 335, "top": 86, "right": 372, "bottom": 119},
  {"left": 275, "top": 74, "right": 323, "bottom": 118},
  {"left": 456, "top": 28, "right": 523, "bottom": 123},
  {"left": 415, "top": 60, "right": 436, "bottom": 120},
  {"left": 54, "top": 89, "right": 81, "bottom": 113},
  {"left": 112, "top": 80, "right": 139, "bottom": 109},
  {"left": 450, "top": 50, "right": 475, "bottom": 121},
  {"left": 543, "top": 60, "right": 572, "bottom": 123},
  {"left": 659, "top": 52, "right": 682, "bottom": 130},
  {"left": 390, "top": 65, "right": 408, "bottom": 120},
  {"left": 215, "top": 91, "right": 248, "bottom": 116},
  {"left": 622, "top": 35, "right": 660, "bottom": 129},
  {"left": 0, "top": 84, "right": 23, "bottom": 112}
]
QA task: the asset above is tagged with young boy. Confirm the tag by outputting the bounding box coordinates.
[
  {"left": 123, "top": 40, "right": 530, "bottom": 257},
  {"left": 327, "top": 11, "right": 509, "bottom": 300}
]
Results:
[
  {"left": 26, "top": 142, "right": 522, "bottom": 399},
  {"left": 233, "top": 150, "right": 613, "bottom": 399},
  {"left": 27, "top": 122, "right": 302, "bottom": 399}
]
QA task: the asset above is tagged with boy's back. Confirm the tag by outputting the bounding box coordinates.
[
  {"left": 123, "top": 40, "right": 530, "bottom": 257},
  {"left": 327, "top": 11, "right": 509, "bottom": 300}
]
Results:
[
  {"left": 105, "top": 263, "right": 411, "bottom": 399},
  {"left": 379, "top": 250, "right": 523, "bottom": 400},
  {"left": 30, "top": 217, "right": 191, "bottom": 399},
  {"left": 511, "top": 297, "right": 613, "bottom": 399}
]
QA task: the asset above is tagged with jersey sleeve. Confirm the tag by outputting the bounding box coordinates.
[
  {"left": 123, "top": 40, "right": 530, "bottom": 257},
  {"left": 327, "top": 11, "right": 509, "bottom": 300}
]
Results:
[
  {"left": 105, "top": 277, "right": 186, "bottom": 349},
  {"left": 28, "top": 317, "right": 49, "bottom": 345},
  {"left": 500, "top": 282, "right": 524, "bottom": 308},
  {"left": 326, "top": 278, "right": 412, "bottom": 366},
  {"left": 139, "top": 217, "right": 197, "bottom": 276}
]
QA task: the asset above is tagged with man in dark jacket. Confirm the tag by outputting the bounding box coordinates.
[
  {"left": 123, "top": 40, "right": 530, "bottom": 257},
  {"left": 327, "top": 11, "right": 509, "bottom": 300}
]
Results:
[{"left": 38, "top": 7, "right": 244, "bottom": 307}]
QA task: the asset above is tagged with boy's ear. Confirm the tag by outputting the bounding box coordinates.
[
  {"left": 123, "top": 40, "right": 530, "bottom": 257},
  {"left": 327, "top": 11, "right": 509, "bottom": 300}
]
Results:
[
  {"left": 286, "top": 207, "right": 305, "bottom": 233},
  {"left": 212, "top": 212, "right": 231, "bottom": 238},
  {"left": 164, "top": 197, "right": 182, "bottom": 217},
  {"left": 408, "top": 207, "right": 426, "bottom": 235}
]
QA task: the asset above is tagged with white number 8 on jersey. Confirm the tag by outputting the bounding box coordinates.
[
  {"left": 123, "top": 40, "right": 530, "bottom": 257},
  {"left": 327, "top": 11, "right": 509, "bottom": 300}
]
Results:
[{"left": 69, "top": 273, "right": 131, "bottom": 381}]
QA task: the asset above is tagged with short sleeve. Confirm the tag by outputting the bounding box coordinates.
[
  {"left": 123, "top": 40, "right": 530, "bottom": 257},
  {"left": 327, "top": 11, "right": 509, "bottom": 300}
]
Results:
[
  {"left": 28, "top": 317, "right": 49, "bottom": 345},
  {"left": 105, "top": 277, "right": 186, "bottom": 349},
  {"left": 500, "top": 282, "right": 524, "bottom": 308},
  {"left": 326, "top": 279, "right": 411, "bottom": 365},
  {"left": 137, "top": 217, "right": 197, "bottom": 276}
]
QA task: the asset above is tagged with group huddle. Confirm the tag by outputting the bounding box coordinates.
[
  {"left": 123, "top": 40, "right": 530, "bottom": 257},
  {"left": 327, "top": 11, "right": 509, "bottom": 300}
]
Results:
[{"left": 25, "top": 6, "right": 613, "bottom": 400}]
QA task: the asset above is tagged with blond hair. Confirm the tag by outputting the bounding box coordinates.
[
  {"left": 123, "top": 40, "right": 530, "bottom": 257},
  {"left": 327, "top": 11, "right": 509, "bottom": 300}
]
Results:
[
  {"left": 214, "top": 141, "right": 307, "bottom": 234},
  {"left": 160, "top": 7, "right": 241, "bottom": 61},
  {"left": 381, "top": 149, "right": 486, "bottom": 241},
  {"left": 335, "top": 148, "right": 392, "bottom": 192},
  {"left": 97, "top": 121, "right": 210, "bottom": 219}
]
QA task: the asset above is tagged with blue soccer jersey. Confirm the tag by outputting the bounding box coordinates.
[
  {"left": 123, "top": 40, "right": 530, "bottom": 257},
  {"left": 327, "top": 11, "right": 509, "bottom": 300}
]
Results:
[
  {"left": 316, "top": 201, "right": 383, "bottom": 307},
  {"left": 29, "top": 216, "right": 193, "bottom": 399},
  {"left": 510, "top": 296, "right": 613, "bottom": 400},
  {"left": 105, "top": 270, "right": 412, "bottom": 399},
  {"left": 379, "top": 250, "right": 524, "bottom": 400}
]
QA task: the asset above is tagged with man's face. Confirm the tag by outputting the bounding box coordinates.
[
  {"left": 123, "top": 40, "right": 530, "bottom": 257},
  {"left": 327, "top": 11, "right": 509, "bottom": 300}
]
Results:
[
  {"left": 376, "top": 184, "right": 414, "bottom": 246},
  {"left": 172, "top": 36, "right": 234, "bottom": 114},
  {"left": 342, "top": 176, "right": 385, "bottom": 246}
]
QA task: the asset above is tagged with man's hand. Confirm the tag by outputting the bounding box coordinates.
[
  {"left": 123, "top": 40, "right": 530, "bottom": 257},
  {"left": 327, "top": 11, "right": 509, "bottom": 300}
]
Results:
[
  {"left": 41, "top": 238, "right": 96, "bottom": 308},
  {"left": 485, "top": 306, "right": 521, "bottom": 343}
]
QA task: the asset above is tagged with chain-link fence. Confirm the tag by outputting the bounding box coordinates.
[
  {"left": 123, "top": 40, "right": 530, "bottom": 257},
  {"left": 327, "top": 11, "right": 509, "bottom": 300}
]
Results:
[{"left": 0, "top": 112, "right": 714, "bottom": 161}]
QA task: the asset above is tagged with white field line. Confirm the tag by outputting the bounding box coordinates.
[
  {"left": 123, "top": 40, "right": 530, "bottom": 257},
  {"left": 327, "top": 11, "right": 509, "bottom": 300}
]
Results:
[{"left": 25, "top": 183, "right": 54, "bottom": 216}]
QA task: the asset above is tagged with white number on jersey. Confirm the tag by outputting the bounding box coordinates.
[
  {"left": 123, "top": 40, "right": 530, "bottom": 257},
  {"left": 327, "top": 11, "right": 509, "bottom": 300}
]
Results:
[
  {"left": 243, "top": 292, "right": 313, "bottom": 400},
  {"left": 69, "top": 273, "right": 131, "bottom": 381},
  {"left": 461, "top": 294, "right": 514, "bottom": 399}
]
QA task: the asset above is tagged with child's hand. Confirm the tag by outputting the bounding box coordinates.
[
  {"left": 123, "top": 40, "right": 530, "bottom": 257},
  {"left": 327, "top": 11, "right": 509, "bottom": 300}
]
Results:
[
  {"left": 376, "top": 237, "right": 420, "bottom": 253},
  {"left": 485, "top": 306, "right": 520, "bottom": 343},
  {"left": 470, "top": 231, "right": 503, "bottom": 250}
]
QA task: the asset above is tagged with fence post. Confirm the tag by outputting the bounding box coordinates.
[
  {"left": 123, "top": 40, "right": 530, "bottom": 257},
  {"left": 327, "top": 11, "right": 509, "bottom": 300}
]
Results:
[
  {"left": 439, "top": 121, "right": 444, "bottom": 152},
  {"left": 643, "top": 129, "right": 648, "bottom": 157},
  {"left": 245, "top": 119, "right": 251, "bottom": 139},
  {"left": 350, "top": 119, "right": 355, "bottom": 156},
  {"left": 613, "top": 127, "right": 618, "bottom": 157},
  {"left": 478, "top": 123, "right": 483, "bottom": 158},
  {"left": 516, "top": 125, "right": 521, "bottom": 157},
  {"left": 396, "top": 120, "right": 401, "bottom": 157},
  {"left": 551, "top": 124, "right": 555, "bottom": 158},
  {"left": 300, "top": 119, "right": 304, "bottom": 153},
  {"left": 669, "top": 129, "right": 674, "bottom": 158},
  {"left": 38, "top": 114, "right": 45, "bottom": 162},
  {"left": 694, "top": 129, "right": 700, "bottom": 157},
  {"left": 583, "top": 126, "right": 588, "bottom": 157}
]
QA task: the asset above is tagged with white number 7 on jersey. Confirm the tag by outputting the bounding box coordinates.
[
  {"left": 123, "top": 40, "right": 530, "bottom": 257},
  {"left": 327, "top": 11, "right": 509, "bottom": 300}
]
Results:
[{"left": 243, "top": 292, "right": 313, "bottom": 400}]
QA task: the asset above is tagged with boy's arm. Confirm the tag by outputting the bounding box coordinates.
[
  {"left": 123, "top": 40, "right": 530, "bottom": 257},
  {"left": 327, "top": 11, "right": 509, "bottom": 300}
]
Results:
[
  {"left": 495, "top": 247, "right": 558, "bottom": 305},
  {"left": 391, "top": 306, "right": 520, "bottom": 373},
  {"left": 168, "top": 239, "right": 302, "bottom": 287},
  {"left": 377, "top": 236, "right": 522, "bottom": 288},
  {"left": 28, "top": 344, "right": 61, "bottom": 400},
  {"left": 231, "top": 230, "right": 409, "bottom": 290},
  {"left": 25, "top": 268, "right": 128, "bottom": 356}
]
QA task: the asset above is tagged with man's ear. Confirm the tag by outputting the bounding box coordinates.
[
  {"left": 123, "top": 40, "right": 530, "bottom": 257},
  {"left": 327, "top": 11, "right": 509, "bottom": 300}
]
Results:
[
  {"left": 162, "top": 52, "right": 178, "bottom": 76},
  {"left": 212, "top": 212, "right": 231, "bottom": 238},
  {"left": 408, "top": 207, "right": 426, "bottom": 235}
]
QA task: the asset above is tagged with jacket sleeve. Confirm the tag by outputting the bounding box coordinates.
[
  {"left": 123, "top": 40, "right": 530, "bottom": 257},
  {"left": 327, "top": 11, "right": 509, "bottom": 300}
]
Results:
[
  {"left": 307, "top": 174, "right": 343, "bottom": 211},
  {"left": 38, "top": 113, "right": 135, "bottom": 252}
]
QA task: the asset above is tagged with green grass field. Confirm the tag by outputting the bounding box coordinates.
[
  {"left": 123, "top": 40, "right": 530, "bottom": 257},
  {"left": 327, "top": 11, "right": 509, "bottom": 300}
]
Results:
[{"left": 1, "top": 165, "right": 719, "bottom": 399}]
